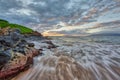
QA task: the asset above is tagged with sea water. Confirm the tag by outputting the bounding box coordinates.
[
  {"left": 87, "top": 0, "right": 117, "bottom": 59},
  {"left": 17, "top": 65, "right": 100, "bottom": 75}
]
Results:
[
  {"left": 13, "top": 36, "right": 120, "bottom": 80},
  {"left": 51, "top": 36, "right": 120, "bottom": 44}
]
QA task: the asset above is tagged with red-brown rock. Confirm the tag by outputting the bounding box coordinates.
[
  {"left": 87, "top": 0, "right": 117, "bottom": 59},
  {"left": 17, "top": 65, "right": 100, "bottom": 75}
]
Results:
[{"left": 0, "top": 48, "right": 40, "bottom": 80}]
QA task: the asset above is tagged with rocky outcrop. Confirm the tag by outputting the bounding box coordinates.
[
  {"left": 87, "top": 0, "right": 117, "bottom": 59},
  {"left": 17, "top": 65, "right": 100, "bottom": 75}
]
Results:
[
  {"left": 42, "top": 40, "right": 58, "bottom": 49},
  {"left": 0, "top": 28, "right": 41, "bottom": 79},
  {"left": 24, "top": 31, "right": 43, "bottom": 38},
  {"left": 0, "top": 27, "right": 10, "bottom": 35},
  {"left": 31, "top": 31, "right": 43, "bottom": 36}
]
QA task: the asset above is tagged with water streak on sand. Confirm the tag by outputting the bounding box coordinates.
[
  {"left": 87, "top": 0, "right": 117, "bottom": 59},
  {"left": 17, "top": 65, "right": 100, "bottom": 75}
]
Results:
[{"left": 13, "top": 41, "right": 120, "bottom": 80}]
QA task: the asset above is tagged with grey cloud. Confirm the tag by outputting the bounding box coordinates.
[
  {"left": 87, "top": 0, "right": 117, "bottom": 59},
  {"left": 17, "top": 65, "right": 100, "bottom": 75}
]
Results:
[
  {"left": 0, "top": 1, "right": 41, "bottom": 24},
  {"left": 0, "top": 0, "right": 23, "bottom": 12},
  {"left": 101, "top": 20, "right": 120, "bottom": 26},
  {"left": 28, "top": 0, "right": 70, "bottom": 18},
  {"left": 49, "top": 29, "right": 86, "bottom": 35},
  {"left": 0, "top": 13, "right": 38, "bottom": 25},
  {"left": 0, "top": 0, "right": 120, "bottom": 33},
  {"left": 94, "top": 28, "right": 120, "bottom": 35}
]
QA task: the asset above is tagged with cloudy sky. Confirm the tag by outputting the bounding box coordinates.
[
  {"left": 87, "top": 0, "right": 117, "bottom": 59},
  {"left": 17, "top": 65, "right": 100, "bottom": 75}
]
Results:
[{"left": 0, "top": 0, "right": 120, "bottom": 36}]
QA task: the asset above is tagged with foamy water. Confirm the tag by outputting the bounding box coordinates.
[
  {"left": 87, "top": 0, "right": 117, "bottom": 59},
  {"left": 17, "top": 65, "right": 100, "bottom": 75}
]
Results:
[{"left": 13, "top": 39, "right": 120, "bottom": 80}]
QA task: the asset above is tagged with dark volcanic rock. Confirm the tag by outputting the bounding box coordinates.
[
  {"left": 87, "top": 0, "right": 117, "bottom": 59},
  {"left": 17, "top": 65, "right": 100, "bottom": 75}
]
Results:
[
  {"left": 28, "top": 43, "right": 35, "bottom": 47},
  {"left": 24, "top": 31, "right": 44, "bottom": 41},
  {"left": 28, "top": 31, "right": 43, "bottom": 36},
  {"left": 0, "top": 36, "right": 12, "bottom": 47},
  {"left": 0, "top": 28, "right": 41, "bottom": 79},
  {"left": 0, "top": 50, "right": 11, "bottom": 66},
  {"left": 43, "top": 40, "right": 57, "bottom": 49},
  {"left": 10, "top": 30, "right": 21, "bottom": 41}
]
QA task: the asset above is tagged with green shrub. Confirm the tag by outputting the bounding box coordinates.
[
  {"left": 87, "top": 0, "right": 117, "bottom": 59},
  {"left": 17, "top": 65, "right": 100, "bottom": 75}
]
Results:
[
  {"left": 0, "top": 19, "right": 9, "bottom": 23},
  {"left": 9, "top": 24, "right": 33, "bottom": 34},
  {"left": 0, "top": 19, "right": 33, "bottom": 34},
  {"left": 0, "top": 21, "right": 9, "bottom": 28}
]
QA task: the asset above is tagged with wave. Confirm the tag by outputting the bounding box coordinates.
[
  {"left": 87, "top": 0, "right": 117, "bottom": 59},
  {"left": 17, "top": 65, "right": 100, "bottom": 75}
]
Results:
[{"left": 13, "top": 41, "right": 120, "bottom": 80}]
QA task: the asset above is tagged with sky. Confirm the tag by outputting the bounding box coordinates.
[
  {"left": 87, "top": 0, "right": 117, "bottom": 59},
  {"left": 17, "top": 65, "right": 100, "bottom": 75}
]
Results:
[{"left": 0, "top": 0, "right": 120, "bottom": 36}]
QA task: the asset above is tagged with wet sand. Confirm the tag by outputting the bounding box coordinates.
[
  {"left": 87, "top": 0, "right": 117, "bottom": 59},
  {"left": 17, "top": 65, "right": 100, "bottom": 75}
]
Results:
[{"left": 12, "top": 42, "right": 120, "bottom": 80}]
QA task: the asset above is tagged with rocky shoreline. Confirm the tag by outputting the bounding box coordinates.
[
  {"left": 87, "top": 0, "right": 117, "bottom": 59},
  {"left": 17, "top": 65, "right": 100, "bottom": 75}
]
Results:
[
  {"left": 1, "top": 28, "right": 120, "bottom": 80},
  {"left": 0, "top": 28, "right": 56, "bottom": 80}
]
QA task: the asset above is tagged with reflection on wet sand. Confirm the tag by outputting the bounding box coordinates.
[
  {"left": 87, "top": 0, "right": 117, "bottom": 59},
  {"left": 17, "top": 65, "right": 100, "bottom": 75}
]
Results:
[{"left": 13, "top": 55, "right": 120, "bottom": 80}]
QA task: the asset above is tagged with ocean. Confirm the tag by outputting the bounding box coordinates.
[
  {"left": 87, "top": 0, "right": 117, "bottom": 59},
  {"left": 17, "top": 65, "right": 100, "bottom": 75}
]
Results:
[
  {"left": 50, "top": 36, "right": 120, "bottom": 44},
  {"left": 13, "top": 36, "right": 120, "bottom": 80}
]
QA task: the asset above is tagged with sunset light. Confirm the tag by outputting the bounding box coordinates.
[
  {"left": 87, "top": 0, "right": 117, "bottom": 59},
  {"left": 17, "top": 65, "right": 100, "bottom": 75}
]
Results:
[{"left": 0, "top": 0, "right": 120, "bottom": 80}]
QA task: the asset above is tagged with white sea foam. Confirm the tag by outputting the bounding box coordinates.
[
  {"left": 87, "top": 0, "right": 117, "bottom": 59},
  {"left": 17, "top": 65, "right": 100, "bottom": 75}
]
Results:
[{"left": 13, "top": 39, "right": 120, "bottom": 80}]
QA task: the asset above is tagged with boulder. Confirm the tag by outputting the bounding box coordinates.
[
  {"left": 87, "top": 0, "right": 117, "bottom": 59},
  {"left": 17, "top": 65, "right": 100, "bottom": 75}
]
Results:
[
  {"left": 0, "top": 47, "right": 41, "bottom": 79},
  {"left": 0, "top": 28, "right": 41, "bottom": 79},
  {"left": 0, "top": 52, "right": 29, "bottom": 79},
  {"left": 43, "top": 40, "right": 57, "bottom": 49},
  {"left": 10, "top": 29, "right": 21, "bottom": 41},
  {"left": 0, "top": 27, "right": 10, "bottom": 35},
  {"left": 30, "top": 31, "right": 43, "bottom": 36},
  {"left": 0, "top": 49, "right": 11, "bottom": 67},
  {"left": 0, "top": 36, "right": 12, "bottom": 47},
  {"left": 28, "top": 43, "right": 35, "bottom": 47}
]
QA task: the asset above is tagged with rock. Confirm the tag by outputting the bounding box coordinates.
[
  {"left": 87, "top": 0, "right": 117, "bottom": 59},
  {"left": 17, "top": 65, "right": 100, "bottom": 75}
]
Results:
[
  {"left": 0, "top": 36, "right": 12, "bottom": 47},
  {"left": 0, "top": 39, "right": 6, "bottom": 45},
  {"left": 13, "top": 29, "right": 21, "bottom": 34},
  {"left": 21, "top": 39, "right": 27, "bottom": 43},
  {"left": 0, "top": 46, "right": 39, "bottom": 74},
  {"left": 0, "top": 28, "right": 42, "bottom": 79},
  {"left": 26, "top": 47, "right": 40, "bottom": 57},
  {"left": 32, "top": 31, "right": 43, "bottom": 36},
  {"left": 10, "top": 32, "right": 21, "bottom": 41},
  {"left": 30, "top": 31, "right": 43, "bottom": 36},
  {"left": 47, "top": 45, "right": 56, "bottom": 49},
  {"left": 28, "top": 43, "right": 34, "bottom": 47},
  {"left": 43, "top": 40, "right": 57, "bottom": 49},
  {"left": 0, "top": 47, "right": 40, "bottom": 79},
  {"left": 0, "top": 52, "right": 30, "bottom": 79},
  {"left": 16, "top": 43, "right": 26, "bottom": 48},
  {"left": 0, "top": 49, "right": 11, "bottom": 66},
  {"left": 18, "top": 48, "right": 26, "bottom": 55},
  {"left": 0, "top": 45, "right": 2, "bottom": 50},
  {"left": 0, "top": 27, "right": 10, "bottom": 35},
  {"left": 23, "top": 31, "right": 45, "bottom": 41},
  {"left": 43, "top": 40, "right": 53, "bottom": 44}
]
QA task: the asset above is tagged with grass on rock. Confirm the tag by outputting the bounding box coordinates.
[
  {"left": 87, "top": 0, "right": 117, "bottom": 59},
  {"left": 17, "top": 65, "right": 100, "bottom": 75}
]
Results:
[{"left": 0, "top": 19, "right": 33, "bottom": 34}]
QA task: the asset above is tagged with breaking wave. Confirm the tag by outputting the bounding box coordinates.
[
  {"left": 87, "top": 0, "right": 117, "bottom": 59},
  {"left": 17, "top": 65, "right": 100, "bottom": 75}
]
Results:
[{"left": 13, "top": 41, "right": 120, "bottom": 80}]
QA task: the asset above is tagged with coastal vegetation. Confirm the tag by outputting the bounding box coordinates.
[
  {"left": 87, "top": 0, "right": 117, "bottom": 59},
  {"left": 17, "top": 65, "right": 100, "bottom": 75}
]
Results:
[{"left": 0, "top": 19, "right": 33, "bottom": 34}]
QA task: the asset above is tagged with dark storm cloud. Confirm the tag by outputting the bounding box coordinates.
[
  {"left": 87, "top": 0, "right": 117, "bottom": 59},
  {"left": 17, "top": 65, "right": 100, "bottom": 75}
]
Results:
[
  {"left": 0, "top": 0, "right": 120, "bottom": 34},
  {"left": 26, "top": 0, "right": 76, "bottom": 25},
  {"left": 0, "top": 13, "right": 38, "bottom": 25},
  {"left": 28, "top": 0, "right": 70, "bottom": 18},
  {"left": 0, "top": 0, "right": 73, "bottom": 25},
  {"left": 0, "top": 0, "right": 23, "bottom": 12},
  {"left": 0, "top": 0, "right": 24, "bottom": 24},
  {"left": 0, "top": 0, "right": 111, "bottom": 23}
]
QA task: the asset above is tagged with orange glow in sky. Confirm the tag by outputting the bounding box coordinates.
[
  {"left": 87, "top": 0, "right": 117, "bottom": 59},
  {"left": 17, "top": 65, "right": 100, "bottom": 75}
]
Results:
[{"left": 42, "top": 31, "right": 65, "bottom": 36}]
